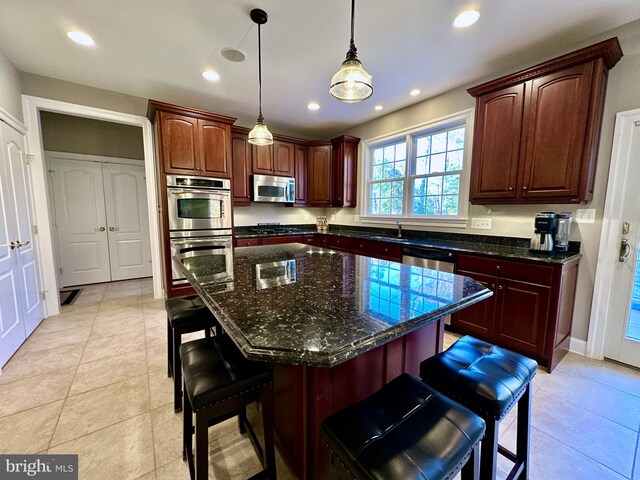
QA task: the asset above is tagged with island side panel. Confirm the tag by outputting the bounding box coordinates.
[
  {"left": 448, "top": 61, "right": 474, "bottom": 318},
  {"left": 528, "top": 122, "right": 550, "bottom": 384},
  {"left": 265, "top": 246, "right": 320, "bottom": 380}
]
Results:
[{"left": 272, "top": 318, "right": 444, "bottom": 480}]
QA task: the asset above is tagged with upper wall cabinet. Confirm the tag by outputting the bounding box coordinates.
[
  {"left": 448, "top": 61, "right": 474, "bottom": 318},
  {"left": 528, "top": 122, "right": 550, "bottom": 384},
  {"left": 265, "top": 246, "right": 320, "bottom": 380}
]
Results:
[
  {"left": 251, "top": 140, "right": 295, "bottom": 177},
  {"left": 331, "top": 135, "right": 360, "bottom": 208},
  {"left": 148, "top": 100, "right": 236, "bottom": 178},
  {"left": 468, "top": 37, "right": 623, "bottom": 204},
  {"left": 307, "top": 143, "right": 332, "bottom": 207}
]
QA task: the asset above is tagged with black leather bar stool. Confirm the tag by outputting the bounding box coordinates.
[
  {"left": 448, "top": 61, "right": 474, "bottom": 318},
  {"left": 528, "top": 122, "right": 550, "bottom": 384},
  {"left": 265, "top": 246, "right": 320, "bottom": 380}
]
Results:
[
  {"left": 166, "top": 295, "right": 221, "bottom": 412},
  {"left": 181, "top": 335, "right": 276, "bottom": 480},
  {"left": 420, "top": 336, "right": 538, "bottom": 480},
  {"left": 321, "top": 373, "right": 485, "bottom": 480}
]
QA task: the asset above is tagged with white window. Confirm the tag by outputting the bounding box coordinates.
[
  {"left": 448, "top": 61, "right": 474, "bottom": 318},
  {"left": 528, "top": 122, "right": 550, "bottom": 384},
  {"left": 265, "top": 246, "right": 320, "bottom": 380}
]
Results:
[{"left": 361, "top": 110, "right": 473, "bottom": 227}]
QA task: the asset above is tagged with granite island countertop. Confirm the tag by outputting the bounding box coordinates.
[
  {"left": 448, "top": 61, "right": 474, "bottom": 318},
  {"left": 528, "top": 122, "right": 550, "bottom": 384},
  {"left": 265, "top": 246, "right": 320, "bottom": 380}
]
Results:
[
  {"left": 176, "top": 244, "right": 492, "bottom": 367},
  {"left": 234, "top": 224, "right": 582, "bottom": 265}
]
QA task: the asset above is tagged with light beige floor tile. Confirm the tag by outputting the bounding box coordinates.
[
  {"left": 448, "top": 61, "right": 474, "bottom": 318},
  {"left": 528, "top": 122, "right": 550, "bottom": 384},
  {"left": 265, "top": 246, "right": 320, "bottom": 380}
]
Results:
[
  {"left": 540, "top": 369, "right": 640, "bottom": 430},
  {"left": 147, "top": 343, "right": 169, "bottom": 373},
  {"left": 35, "top": 315, "right": 95, "bottom": 335},
  {"left": 0, "top": 343, "right": 84, "bottom": 384},
  {"left": 150, "top": 404, "right": 183, "bottom": 468},
  {"left": 526, "top": 389, "right": 636, "bottom": 477},
  {"left": 49, "top": 413, "right": 155, "bottom": 480},
  {"left": 135, "top": 470, "right": 157, "bottom": 480},
  {"left": 555, "top": 353, "right": 640, "bottom": 397},
  {"left": 145, "top": 325, "right": 166, "bottom": 346},
  {"left": 20, "top": 326, "right": 91, "bottom": 353},
  {"left": 155, "top": 458, "right": 190, "bottom": 480},
  {"left": 51, "top": 376, "right": 150, "bottom": 446},
  {"left": 0, "top": 400, "right": 64, "bottom": 453},
  {"left": 144, "top": 310, "right": 166, "bottom": 330},
  {"left": 498, "top": 426, "right": 628, "bottom": 480},
  {"left": 89, "top": 315, "right": 145, "bottom": 340},
  {"left": 148, "top": 368, "right": 173, "bottom": 410},
  {"left": 208, "top": 430, "right": 264, "bottom": 480},
  {"left": 0, "top": 368, "right": 75, "bottom": 418},
  {"left": 69, "top": 350, "right": 148, "bottom": 396},
  {"left": 81, "top": 331, "right": 144, "bottom": 364}
]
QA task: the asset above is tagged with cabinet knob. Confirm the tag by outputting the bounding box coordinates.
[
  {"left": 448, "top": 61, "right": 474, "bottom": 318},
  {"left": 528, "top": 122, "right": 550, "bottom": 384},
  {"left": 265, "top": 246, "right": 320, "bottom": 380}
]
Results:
[
  {"left": 496, "top": 265, "right": 501, "bottom": 271},
  {"left": 508, "top": 186, "right": 513, "bottom": 191},
  {"left": 498, "top": 285, "right": 503, "bottom": 290},
  {"left": 491, "top": 284, "right": 496, "bottom": 289},
  {"left": 522, "top": 186, "right": 528, "bottom": 191}
]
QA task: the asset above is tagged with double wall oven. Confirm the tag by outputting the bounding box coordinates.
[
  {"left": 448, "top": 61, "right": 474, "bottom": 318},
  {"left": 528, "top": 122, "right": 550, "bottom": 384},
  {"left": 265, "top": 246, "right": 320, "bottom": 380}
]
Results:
[{"left": 166, "top": 175, "right": 233, "bottom": 288}]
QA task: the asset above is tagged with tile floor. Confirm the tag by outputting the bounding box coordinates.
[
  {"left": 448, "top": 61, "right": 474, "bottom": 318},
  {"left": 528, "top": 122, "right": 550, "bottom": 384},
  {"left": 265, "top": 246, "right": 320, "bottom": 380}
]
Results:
[{"left": 0, "top": 278, "right": 637, "bottom": 479}]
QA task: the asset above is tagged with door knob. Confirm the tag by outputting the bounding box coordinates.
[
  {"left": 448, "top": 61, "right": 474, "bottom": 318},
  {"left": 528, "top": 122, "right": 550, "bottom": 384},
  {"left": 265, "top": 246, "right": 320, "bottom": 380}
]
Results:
[
  {"left": 15, "top": 240, "right": 30, "bottom": 248},
  {"left": 619, "top": 238, "right": 631, "bottom": 262},
  {"left": 2, "top": 241, "right": 17, "bottom": 250},
  {"left": 109, "top": 226, "right": 119, "bottom": 232}
]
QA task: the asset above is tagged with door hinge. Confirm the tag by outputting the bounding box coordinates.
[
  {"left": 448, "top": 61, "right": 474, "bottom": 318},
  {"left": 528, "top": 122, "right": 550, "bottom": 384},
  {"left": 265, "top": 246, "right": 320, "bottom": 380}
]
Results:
[
  {"left": 32, "top": 225, "right": 38, "bottom": 235},
  {"left": 23, "top": 153, "right": 35, "bottom": 165},
  {"left": 39, "top": 290, "right": 47, "bottom": 300},
  {"left": 59, "top": 267, "right": 63, "bottom": 275},
  {"left": 48, "top": 169, "right": 55, "bottom": 179}
]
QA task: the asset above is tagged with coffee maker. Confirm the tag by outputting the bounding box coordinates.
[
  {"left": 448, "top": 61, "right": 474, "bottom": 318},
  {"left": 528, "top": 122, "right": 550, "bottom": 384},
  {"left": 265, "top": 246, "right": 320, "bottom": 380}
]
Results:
[{"left": 530, "top": 212, "right": 556, "bottom": 252}]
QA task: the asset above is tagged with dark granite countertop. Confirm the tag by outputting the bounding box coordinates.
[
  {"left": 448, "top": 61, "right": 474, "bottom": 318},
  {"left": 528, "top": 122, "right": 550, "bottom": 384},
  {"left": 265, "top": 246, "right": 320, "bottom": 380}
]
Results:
[
  {"left": 176, "top": 244, "right": 492, "bottom": 367},
  {"left": 234, "top": 224, "right": 582, "bottom": 265}
]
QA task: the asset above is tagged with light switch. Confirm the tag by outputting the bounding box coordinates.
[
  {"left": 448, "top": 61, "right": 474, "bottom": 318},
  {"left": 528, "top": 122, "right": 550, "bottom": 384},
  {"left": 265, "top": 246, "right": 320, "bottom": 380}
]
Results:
[{"left": 575, "top": 209, "right": 596, "bottom": 224}]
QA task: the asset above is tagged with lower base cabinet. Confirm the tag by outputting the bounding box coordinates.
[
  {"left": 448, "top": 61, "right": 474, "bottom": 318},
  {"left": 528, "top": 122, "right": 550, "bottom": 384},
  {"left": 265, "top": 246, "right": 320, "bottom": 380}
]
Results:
[{"left": 452, "top": 254, "right": 579, "bottom": 372}]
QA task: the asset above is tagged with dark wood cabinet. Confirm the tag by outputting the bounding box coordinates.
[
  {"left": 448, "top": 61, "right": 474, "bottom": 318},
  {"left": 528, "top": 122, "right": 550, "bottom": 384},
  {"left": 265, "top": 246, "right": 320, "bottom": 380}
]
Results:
[
  {"left": 452, "top": 253, "right": 579, "bottom": 371},
  {"left": 252, "top": 144, "right": 274, "bottom": 175},
  {"left": 152, "top": 106, "right": 234, "bottom": 178},
  {"left": 468, "top": 37, "right": 622, "bottom": 204},
  {"left": 294, "top": 145, "right": 307, "bottom": 206},
  {"left": 231, "top": 132, "right": 251, "bottom": 206},
  {"left": 308, "top": 144, "right": 332, "bottom": 207},
  {"left": 251, "top": 140, "right": 295, "bottom": 177},
  {"left": 331, "top": 136, "right": 359, "bottom": 208},
  {"left": 261, "top": 235, "right": 303, "bottom": 245}
]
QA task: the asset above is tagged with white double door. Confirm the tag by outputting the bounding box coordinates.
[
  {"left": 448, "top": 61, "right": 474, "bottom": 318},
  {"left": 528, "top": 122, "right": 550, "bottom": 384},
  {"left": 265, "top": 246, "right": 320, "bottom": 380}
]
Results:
[
  {"left": 50, "top": 158, "right": 152, "bottom": 286},
  {"left": 0, "top": 121, "right": 44, "bottom": 367}
]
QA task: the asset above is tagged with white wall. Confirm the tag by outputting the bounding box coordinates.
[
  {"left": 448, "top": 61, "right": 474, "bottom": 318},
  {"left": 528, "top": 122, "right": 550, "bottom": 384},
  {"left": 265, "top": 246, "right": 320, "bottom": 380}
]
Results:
[
  {"left": 332, "top": 19, "right": 640, "bottom": 342},
  {"left": 0, "top": 49, "right": 22, "bottom": 122},
  {"left": 233, "top": 204, "right": 326, "bottom": 226}
]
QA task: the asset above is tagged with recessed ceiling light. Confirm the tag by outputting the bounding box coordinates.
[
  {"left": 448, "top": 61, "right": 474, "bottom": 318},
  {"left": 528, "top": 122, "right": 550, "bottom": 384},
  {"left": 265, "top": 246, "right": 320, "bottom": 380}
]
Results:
[
  {"left": 66, "top": 31, "right": 95, "bottom": 46},
  {"left": 410, "top": 89, "right": 421, "bottom": 96},
  {"left": 453, "top": 10, "right": 480, "bottom": 28},
  {"left": 202, "top": 70, "right": 220, "bottom": 82},
  {"left": 221, "top": 48, "right": 246, "bottom": 63},
  {"left": 307, "top": 102, "right": 320, "bottom": 111},
  {"left": 374, "top": 105, "right": 383, "bottom": 111}
]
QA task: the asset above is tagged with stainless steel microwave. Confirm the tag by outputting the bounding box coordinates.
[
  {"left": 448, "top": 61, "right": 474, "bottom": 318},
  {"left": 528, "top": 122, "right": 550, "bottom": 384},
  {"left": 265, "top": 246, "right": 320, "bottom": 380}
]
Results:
[{"left": 253, "top": 174, "right": 295, "bottom": 203}]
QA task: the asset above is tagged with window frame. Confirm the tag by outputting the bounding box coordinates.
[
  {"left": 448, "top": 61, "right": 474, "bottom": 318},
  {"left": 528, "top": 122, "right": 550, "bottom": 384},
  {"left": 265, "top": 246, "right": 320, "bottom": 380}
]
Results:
[{"left": 359, "top": 109, "right": 474, "bottom": 227}]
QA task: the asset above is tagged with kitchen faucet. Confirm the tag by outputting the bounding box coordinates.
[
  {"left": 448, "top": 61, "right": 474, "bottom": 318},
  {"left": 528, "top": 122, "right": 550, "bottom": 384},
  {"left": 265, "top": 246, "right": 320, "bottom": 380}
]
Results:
[{"left": 396, "top": 221, "right": 402, "bottom": 239}]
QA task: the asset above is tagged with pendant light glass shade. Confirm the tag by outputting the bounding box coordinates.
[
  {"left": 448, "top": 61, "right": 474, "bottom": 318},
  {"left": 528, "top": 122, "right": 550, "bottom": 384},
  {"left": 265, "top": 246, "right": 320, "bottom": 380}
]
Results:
[
  {"left": 248, "top": 115, "right": 273, "bottom": 145},
  {"left": 248, "top": 9, "right": 273, "bottom": 146},
  {"left": 330, "top": 0, "right": 372, "bottom": 102}
]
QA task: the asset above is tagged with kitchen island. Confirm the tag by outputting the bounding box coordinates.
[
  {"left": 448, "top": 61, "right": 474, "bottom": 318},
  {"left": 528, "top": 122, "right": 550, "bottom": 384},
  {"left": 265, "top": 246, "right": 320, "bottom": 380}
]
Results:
[{"left": 177, "top": 243, "right": 491, "bottom": 479}]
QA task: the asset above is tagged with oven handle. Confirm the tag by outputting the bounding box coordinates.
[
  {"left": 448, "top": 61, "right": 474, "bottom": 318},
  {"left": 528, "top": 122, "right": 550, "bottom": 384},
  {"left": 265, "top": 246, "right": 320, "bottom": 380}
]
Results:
[
  {"left": 170, "top": 237, "right": 232, "bottom": 246},
  {"left": 168, "top": 188, "right": 230, "bottom": 197}
]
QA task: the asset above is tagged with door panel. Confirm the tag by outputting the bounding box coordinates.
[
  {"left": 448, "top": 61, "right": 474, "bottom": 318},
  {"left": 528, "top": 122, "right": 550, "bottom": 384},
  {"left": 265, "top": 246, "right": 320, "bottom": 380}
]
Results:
[
  {"left": 252, "top": 144, "right": 274, "bottom": 175},
  {"left": 199, "top": 120, "right": 230, "bottom": 177},
  {"left": 273, "top": 141, "right": 295, "bottom": 177},
  {"left": 51, "top": 158, "right": 111, "bottom": 286},
  {"left": 102, "top": 163, "right": 152, "bottom": 281},
  {"left": 3, "top": 124, "right": 43, "bottom": 336},
  {"left": 160, "top": 113, "right": 199, "bottom": 174},
  {"left": 308, "top": 145, "right": 331, "bottom": 206},
  {"left": 451, "top": 270, "right": 496, "bottom": 337}
]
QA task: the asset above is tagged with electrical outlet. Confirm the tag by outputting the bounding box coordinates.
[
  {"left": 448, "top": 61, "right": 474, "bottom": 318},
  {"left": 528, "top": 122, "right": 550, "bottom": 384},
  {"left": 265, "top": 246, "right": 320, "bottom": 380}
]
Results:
[
  {"left": 354, "top": 215, "right": 360, "bottom": 223},
  {"left": 471, "top": 218, "right": 492, "bottom": 230},
  {"left": 575, "top": 208, "right": 596, "bottom": 224},
  {"left": 330, "top": 214, "right": 336, "bottom": 221}
]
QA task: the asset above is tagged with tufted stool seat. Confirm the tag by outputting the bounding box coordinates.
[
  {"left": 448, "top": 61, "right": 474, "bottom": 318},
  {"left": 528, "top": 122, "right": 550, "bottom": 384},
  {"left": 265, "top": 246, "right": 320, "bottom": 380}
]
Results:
[
  {"left": 166, "top": 295, "right": 221, "bottom": 412},
  {"left": 321, "top": 373, "right": 485, "bottom": 480},
  {"left": 420, "top": 336, "right": 537, "bottom": 480},
  {"left": 181, "top": 335, "right": 275, "bottom": 480}
]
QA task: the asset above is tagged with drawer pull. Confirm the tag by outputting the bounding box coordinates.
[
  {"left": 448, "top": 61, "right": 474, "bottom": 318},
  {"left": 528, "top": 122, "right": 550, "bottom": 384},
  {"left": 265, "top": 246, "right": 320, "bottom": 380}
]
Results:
[
  {"left": 498, "top": 285, "right": 503, "bottom": 290},
  {"left": 496, "top": 265, "right": 501, "bottom": 271}
]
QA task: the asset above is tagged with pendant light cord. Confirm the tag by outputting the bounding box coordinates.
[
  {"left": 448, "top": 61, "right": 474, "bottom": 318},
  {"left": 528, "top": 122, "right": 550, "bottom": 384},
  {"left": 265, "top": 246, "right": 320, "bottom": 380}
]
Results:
[
  {"left": 257, "top": 23, "right": 264, "bottom": 121},
  {"left": 347, "top": 0, "right": 358, "bottom": 60}
]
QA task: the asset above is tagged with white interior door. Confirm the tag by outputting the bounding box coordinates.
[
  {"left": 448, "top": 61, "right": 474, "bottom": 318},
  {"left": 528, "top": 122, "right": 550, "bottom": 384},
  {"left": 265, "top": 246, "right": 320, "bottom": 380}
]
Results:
[
  {"left": 102, "top": 163, "right": 152, "bottom": 281},
  {"left": 0, "top": 123, "right": 27, "bottom": 366},
  {"left": 3, "top": 123, "right": 44, "bottom": 336},
  {"left": 50, "top": 158, "right": 111, "bottom": 286},
  {"left": 603, "top": 122, "right": 640, "bottom": 368}
]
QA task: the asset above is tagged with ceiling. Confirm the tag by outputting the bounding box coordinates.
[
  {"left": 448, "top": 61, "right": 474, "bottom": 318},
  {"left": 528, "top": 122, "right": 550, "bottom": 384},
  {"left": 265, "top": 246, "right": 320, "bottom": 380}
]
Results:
[{"left": 1, "top": 0, "right": 639, "bottom": 137}]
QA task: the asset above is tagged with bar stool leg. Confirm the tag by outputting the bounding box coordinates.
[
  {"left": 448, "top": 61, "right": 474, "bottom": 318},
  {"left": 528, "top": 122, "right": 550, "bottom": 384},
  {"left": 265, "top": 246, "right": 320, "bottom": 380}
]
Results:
[
  {"left": 261, "top": 383, "right": 277, "bottom": 479},
  {"left": 167, "top": 317, "right": 173, "bottom": 378},
  {"left": 516, "top": 384, "right": 532, "bottom": 479},
  {"left": 173, "top": 329, "right": 183, "bottom": 412},
  {"left": 183, "top": 381, "right": 192, "bottom": 463},
  {"left": 195, "top": 411, "right": 209, "bottom": 480},
  {"left": 461, "top": 443, "right": 480, "bottom": 480},
  {"left": 480, "top": 418, "right": 499, "bottom": 480},
  {"left": 237, "top": 406, "right": 247, "bottom": 434}
]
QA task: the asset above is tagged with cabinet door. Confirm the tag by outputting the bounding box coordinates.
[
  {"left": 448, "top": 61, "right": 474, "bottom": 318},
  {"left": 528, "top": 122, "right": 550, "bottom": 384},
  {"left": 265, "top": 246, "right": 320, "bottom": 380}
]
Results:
[
  {"left": 232, "top": 133, "right": 251, "bottom": 205},
  {"left": 470, "top": 85, "right": 524, "bottom": 202},
  {"left": 451, "top": 270, "right": 497, "bottom": 337},
  {"left": 495, "top": 278, "right": 551, "bottom": 355},
  {"left": 273, "top": 141, "right": 295, "bottom": 177},
  {"left": 327, "top": 235, "right": 351, "bottom": 252},
  {"left": 261, "top": 235, "right": 303, "bottom": 245},
  {"left": 519, "top": 62, "right": 594, "bottom": 200},
  {"left": 331, "top": 146, "right": 344, "bottom": 207},
  {"left": 160, "top": 113, "right": 199, "bottom": 174},
  {"left": 252, "top": 144, "right": 274, "bottom": 175},
  {"left": 308, "top": 145, "right": 331, "bottom": 207},
  {"left": 236, "top": 238, "right": 261, "bottom": 247},
  {"left": 342, "top": 141, "right": 358, "bottom": 207},
  {"left": 199, "top": 120, "right": 231, "bottom": 178},
  {"left": 294, "top": 145, "right": 307, "bottom": 206}
]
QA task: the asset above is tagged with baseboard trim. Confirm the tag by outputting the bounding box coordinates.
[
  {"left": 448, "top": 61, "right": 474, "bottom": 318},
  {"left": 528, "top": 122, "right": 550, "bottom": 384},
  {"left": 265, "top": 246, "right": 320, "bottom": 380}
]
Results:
[{"left": 569, "top": 337, "right": 587, "bottom": 356}]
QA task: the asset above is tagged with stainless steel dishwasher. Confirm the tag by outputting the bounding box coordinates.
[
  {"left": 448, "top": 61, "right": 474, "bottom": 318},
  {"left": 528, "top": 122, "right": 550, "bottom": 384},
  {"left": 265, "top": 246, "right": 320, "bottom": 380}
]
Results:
[{"left": 402, "top": 246, "right": 456, "bottom": 325}]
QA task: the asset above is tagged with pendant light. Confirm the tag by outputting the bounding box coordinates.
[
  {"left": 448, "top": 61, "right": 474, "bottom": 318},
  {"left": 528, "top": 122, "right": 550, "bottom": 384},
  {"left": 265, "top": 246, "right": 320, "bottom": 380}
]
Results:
[
  {"left": 329, "top": 0, "right": 372, "bottom": 102},
  {"left": 248, "top": 9, "right": 273, "bottom": 146}
]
